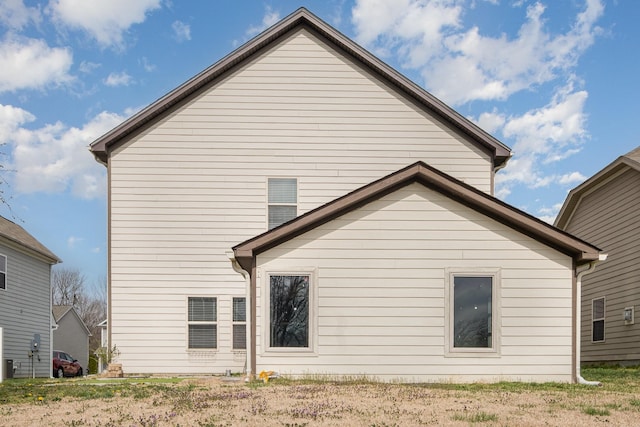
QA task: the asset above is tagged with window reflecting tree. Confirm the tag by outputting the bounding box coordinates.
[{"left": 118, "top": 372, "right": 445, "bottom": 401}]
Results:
[
  {"left": 453, "top": 276, "right": 492, "bottom": 348},
  {"left": 270, "top": 275, "right": 309, "bottom": 347}
]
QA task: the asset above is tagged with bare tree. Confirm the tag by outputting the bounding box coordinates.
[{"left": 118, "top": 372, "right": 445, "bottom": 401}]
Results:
[
  {"left": 52, "top": 268, "right": 107, "bottom": 352},
  {"left": 52, "top": 268, "right": 86, "bottom": 306}
]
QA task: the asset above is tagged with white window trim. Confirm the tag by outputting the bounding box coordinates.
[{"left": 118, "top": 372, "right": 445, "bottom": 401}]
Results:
[
  {"left": 444, "top": 268, "right": 501, "bottom": 358},
  {"left": 266, "top": 177, "right": 298, "bottom": 230},
  {"left": 262, "top": 268, "right": 317, "bottom": 355},
  {"left": 232, "top": 297, "right": 247, "bottom": 351},
  {"left": 0, "top": 254, "right": 6, "bottom": 291},
  {"left": 591, "top": 297, "right": 605, "bottom": 343},
  {"left": 186, "top": 296, "right": 218, "bottom": 351}
]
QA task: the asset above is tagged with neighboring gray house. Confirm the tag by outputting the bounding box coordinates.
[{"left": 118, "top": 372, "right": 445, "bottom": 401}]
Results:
[
  {"left": 555, "top": 146, "right": 640, "bottom": 365},
  {"left": 0, "top": 216, "right": 60, "bottom": 379},
  {"left": 52, "top": 305, "right": 91, "bottom": 374},
  {"left": 90, "top": 8, "right": 604, "bottom": 383}
]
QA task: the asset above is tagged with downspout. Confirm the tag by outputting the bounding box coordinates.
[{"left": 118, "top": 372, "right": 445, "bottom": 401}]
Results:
[
  {"left": 575, "top": 253, "right": 607, "bottom": 386},
  {"left": 227, "top": 251, "right": 252, "bottom": 382}
]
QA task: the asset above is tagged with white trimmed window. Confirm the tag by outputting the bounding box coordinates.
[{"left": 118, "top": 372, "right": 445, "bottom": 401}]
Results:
[
  {"left": 446, "top": 269, "right": 500, "bottom": 355},
  {"left": 269, "top": 274, "right": 310, "bottom": 349},
  {"left": 592, "top": 297, "right": 605, "bottom": 342},
  {"left": 0, "top": 254, "right": 5, "bottom": 290},
  {"left": 268, "top": 178, "right": 297, "bottom": 229},
  {"left": 232, "top": 297, "right": 246, "bottom": 350},
  {"left": 188, "top": 297, "right": 217, "bottom": 349}
]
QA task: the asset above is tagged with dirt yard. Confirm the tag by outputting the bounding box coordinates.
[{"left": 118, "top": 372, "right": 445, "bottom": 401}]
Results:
[{"left": 1, "top": 374, "right": 639, "bottom": 427}]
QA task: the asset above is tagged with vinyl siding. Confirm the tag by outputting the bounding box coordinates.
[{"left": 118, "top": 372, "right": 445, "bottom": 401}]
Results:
[
  {"left": 255, "top": 183, "right": 574, "bottom": 383},
  {"left": 53, "top": 312, "right": 89, "bottom": 374},
  {"left": 564, "top": 168, "right": 640, "bottom": 363},
  {"left": 108, "top": 30, "right": 494, "bottom": 374},
  {"left": 0, "top": 242, "right": 52, "bottom": 378}
]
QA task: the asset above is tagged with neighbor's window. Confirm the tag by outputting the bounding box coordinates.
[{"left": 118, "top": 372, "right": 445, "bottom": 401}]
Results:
[
  {"left": 0, "top": 254, "right": 5, "bottom": 290},
  {"left": 270, "top": 275, "right": 309, "bottom": 348},
  {"left": 268, "top": 178, "right": 297, "bottom": 229},
  {"left": 452, "top": 276, "right": 493, "bottom": 349},
  {"left": 232, "top": 297, "right": 246, "bottom": 350},
  {"left": 592, "top": 297, "right": 605, "bottom": 342},
  {"left": 188, "top": 297, "right": 217, "bottom": 349}
]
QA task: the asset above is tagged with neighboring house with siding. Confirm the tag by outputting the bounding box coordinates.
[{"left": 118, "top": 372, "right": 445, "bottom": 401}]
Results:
[
  {"left": 90, "top": 8, "right": 603, "bottom": 382},
  {"left": 555, "top": 146, "right": 640, "bottom": 365},
  {"left": 0, "top": 216, "right": 60, "bottom": 379},
  {"left": 52, "top": 305, "right": 91, "bottom": 375}
]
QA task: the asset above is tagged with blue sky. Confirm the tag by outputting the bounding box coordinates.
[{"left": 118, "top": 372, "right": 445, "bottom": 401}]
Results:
[{"left": 0, "top": 0, "right": 637, "bottom": 284}]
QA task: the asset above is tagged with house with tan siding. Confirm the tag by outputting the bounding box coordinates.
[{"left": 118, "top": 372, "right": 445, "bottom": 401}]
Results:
[
  {"left": 555, "top": 146, "right": 640, "bottom": 365},
  {"left": 90, "top": 8, "right": 603, "bottom": 382}
]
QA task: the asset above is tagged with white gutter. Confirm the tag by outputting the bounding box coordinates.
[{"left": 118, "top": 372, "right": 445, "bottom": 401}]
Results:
[
  {"left": 575, "top": 253, "right": 608, "bottom": 386},
  {"left": 226, "top": 251, "right": 252, "bottom": 382}
]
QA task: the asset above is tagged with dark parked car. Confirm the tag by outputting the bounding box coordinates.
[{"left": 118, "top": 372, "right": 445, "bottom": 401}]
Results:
[{"left": 52, "top": 350, "right": 83, "bottom": 378}]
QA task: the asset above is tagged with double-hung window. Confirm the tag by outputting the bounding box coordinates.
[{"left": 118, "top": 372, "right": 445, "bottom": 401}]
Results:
[
  {"left": 268, "top": 178, "right": 297, "bottom": 229},
  {"left": 0, "top": 254, "right": 5, "bottom": 290},
  {"left": 592, "top": 297, "right": 605, "bottom": 342},
  {"left": 188, "top": 297, "right": 217, "bottom": 349},
  {"left": 269, "top": 274, "right": 310, "bottom": 348},
  {"left": 446, "top": 270, "right": 499, "bottom": 355},
  {"left": 232, "top": 297, "right": 246, "bottom": 350}
]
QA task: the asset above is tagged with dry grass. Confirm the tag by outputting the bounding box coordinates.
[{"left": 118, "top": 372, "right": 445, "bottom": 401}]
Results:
[{"left": 0, "top": 366, "right": 638, "bottom": 426}]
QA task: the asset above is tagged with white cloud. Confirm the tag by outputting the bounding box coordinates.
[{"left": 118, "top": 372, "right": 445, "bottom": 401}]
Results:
[
  {"left": 140, "top": 57, "right": 156, "bottom": 72},
  {"left": 537, "top": 202, "right": 565, "bottom": 224},
  {"left": 0, "top": 34, "right": 73, "bottom": 93},
  {"left": 171, "top": 20, "right": 191, "bottom": 42},
  {"left": 558, "top": 171, "right": 586, "bottom": 185},
  {"left": 502, "top": 85, "right": 588, "bottom": 160},
  {"left": 472, "top": 109, "right": 505, "bottom": 134},
  {"left": 47, "top": 0, "right": 162, "bottom": 48},
  {"left": 0, "top": 103, "right": 35, "bottom": 141},
  {"left": 79, "top": 60, "right": 100, "bottom": 74},
  {"left": 246, "top": 6, "right": 280, "bottom": 38},
  {"left": 104, "top": 71, "right": 133, "bottom": 87},
  {"left": 0, "top": 0, "right": 41, "bottom": 29},
  {"left": 67, "top": 235, "right": 83, "bottom": 248},
  {"left": 233, "top": 6, "right": 282, "bottom": 48},
  {"left": 352, "top": 0, "right": 604, "bottom": 106},
  {"left": 6, "top": 109, "right": 127, "bottom": 199},
  {"left": 352, "top": 0, "right": 461, "bottom": 60},
  {"left": 492, "top": 82, "right": 589, "bottom": 195}
]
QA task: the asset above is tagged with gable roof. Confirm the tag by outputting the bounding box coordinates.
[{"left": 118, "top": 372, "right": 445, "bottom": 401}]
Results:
[
  {"left": 555, "top": 145, "right": 640, "bottom": 229},
  {"left": 89, "top": 7, "right": 511, "bottom": 169},
  {"left": 0, "top": 216, "right": 60, "bottom": 264},
  {"left": 52, "top": 305, "right": 92, "bottom": 336},
  {"left": 233, "top": 161, "right": 601, "bottom": 272}
]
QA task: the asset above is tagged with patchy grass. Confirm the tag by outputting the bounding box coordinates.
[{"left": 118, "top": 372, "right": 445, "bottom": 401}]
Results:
[
  {"left": 582, "top": 406, "right": 611, "bottom": 416},
  {"left": 452, "top": 411, "right": 499, "bottom": 423},
  {"left": 0, "top": 377, "right": 185, "bottom": 405},
  {"left": 0, "top": 366, "right": 638, "bottom": 426}
]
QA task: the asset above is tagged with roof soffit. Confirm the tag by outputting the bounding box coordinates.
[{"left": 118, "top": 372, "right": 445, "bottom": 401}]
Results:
[{"left": 89, "top": 8, "right": 511, "bottom": 168}]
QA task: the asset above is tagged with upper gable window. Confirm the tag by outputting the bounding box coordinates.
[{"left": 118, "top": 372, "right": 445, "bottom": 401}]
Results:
[
  {"left": 268, "top": 178, "right": 297, "bottom": 229},
  {"left": 0, "top": 254, "right": 6, "bottom": 290}
]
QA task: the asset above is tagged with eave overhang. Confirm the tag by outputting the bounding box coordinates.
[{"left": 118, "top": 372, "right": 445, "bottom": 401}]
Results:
[
  {"left": 89, "top": 8, "right": 511, "bottom": 169},
  {"left": 233, "top": 161, "right": 601, "bottom": 273}
]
